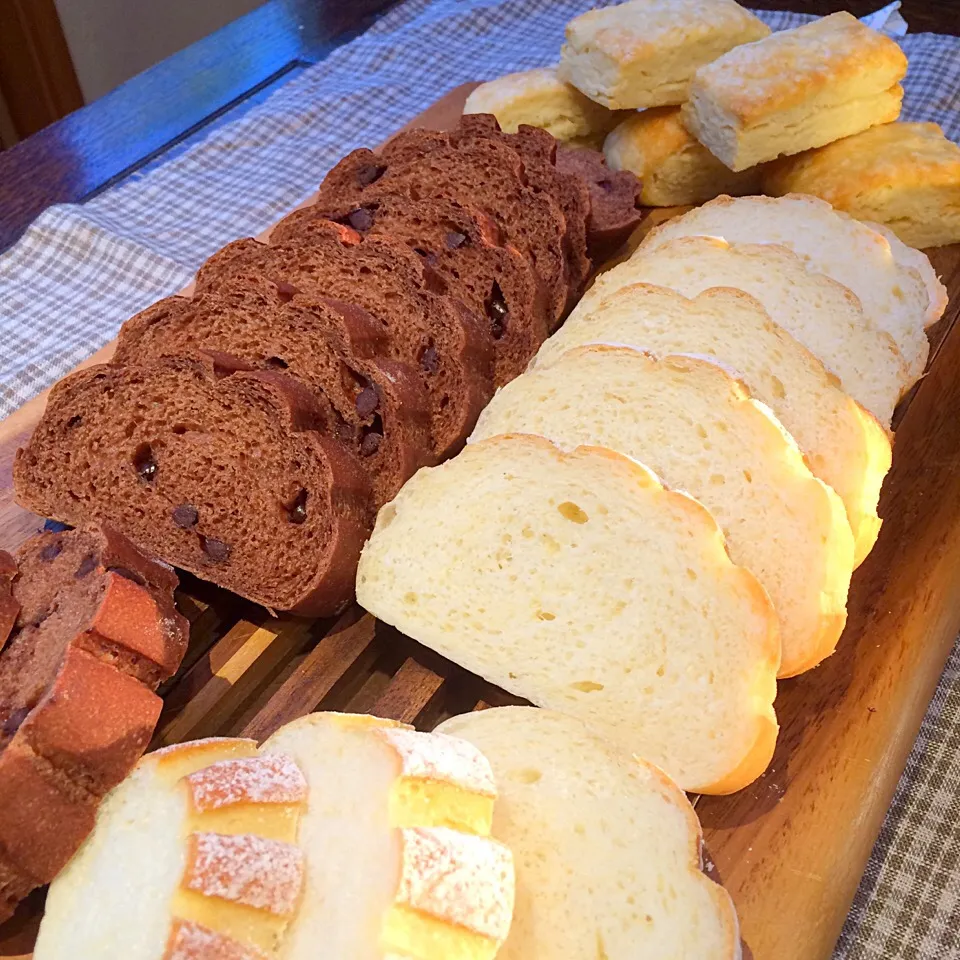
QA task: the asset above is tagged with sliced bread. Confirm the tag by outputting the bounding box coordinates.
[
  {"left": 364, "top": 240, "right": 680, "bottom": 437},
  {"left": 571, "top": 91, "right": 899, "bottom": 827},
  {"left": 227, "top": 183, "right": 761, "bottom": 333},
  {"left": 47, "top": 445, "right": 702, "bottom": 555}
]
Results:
[
  {"left": 437, "top": 707, "right": 742, "bottom": 959},
  {"left": 472, "top": 348, "right": 854, "bottom": 676},
  {"left": 638, "top": 194, "right": 933, "bottom": 381},
  {"left": 581, "top": 235, "right": 908, "bottom": 427},
  {"left": 535, "top": 284, "right": 892, "bottom": 567},
  {"left": 357, "top": 434, "right": 780, "bottom": 794}
]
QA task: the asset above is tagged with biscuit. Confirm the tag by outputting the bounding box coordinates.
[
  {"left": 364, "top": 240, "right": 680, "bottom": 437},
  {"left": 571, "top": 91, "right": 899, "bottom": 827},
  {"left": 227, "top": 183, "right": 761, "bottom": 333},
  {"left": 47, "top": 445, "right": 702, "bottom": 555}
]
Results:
[
  {"left": 558, "top": 0, "right": 769, "bottom": 110},
  {"left": 463, "top": 67, "right": 626, "bottom": 144},
  {"left": 683, "top": 12, "right": 907, "bottom": 171},
  {"left": 763, "top": 122, "right": 960, "bottom": 249},
  {"left": 604, "top": 107, "right": 763, "bottom": 205}
]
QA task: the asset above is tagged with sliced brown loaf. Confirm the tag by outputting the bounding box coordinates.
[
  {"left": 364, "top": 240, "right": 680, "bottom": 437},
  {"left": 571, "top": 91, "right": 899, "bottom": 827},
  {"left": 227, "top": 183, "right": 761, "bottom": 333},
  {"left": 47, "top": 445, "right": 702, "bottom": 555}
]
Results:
[
  {"left": 0, "top": 553, "right": 16, "bottom": 651},
  {"left": 316, "top": 139, "right": 570, "bottom": 327},
  {"left": 114, "top": 286, "right": 433, "bottom": 506},
  {"left": 555, "top": 144, "right": 644, "bottom": 262},
  {"left": 197, "top": 225, "right": 494, "bottom": 459},
  {"left": 0, "top": 524, "right": 188, "bottom": 920},
  {"left": 14, "top": 356, "right": 374, "bottom": 616},
  {"left": 276, "top": 195, "right": 549, "bottom": 384}
]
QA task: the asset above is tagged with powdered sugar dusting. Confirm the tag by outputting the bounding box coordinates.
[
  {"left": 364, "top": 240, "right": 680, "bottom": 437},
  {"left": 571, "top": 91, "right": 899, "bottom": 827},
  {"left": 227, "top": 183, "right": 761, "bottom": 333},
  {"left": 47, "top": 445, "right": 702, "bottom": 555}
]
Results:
[
  {"left": 183, "top": 833, "right": 304, "bottom": 915},
  {"left": 378, "top": 727, "right": 497, "bottom": 797},
  {"left": 164, "top": 918, "right": 268, "bottom": 960},
  {"left": 186, "top": 754, "right": 307, "bottom": 811},
  {"left": 397, "top": 826, "right": 514, "bottom": 941}
]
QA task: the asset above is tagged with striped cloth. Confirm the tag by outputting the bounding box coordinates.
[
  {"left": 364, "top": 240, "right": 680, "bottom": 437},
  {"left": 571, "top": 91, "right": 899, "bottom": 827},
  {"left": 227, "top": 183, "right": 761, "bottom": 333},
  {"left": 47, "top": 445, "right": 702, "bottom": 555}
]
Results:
[{"left": 0, "top": 2, "right": 958, "bottom": 955}]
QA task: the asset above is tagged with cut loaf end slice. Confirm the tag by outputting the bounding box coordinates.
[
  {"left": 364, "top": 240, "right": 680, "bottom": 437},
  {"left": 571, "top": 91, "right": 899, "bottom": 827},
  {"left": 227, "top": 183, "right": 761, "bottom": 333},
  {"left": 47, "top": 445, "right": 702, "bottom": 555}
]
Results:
[
  {"left": 472, "top": 347, "right": 854, "bottom": 677},
  {"left": 438, "top": 706, "right": 742, "bottom": 960},
  {"left": 357, "top": 434, "right": 780, "bottom": 794},
  {"left": 535, "top": 284, "right": 891, "bottom": 567}
]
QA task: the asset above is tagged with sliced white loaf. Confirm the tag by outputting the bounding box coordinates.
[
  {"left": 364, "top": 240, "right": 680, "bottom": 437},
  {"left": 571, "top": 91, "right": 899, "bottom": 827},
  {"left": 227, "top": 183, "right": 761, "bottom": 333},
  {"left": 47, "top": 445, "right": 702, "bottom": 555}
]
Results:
[
  {"left": 357, "top": 434, "right": 780, "bottom": 794},
  {"left": 472, "top": 348, "right": 854, "bottom": 676},
  {"left": 580, "top": 235, "right": 908, "bottom": 427},
  {"left": 535, "top": 284, "right": 891, "bottom": 567},
  {"left": 638, "top": 194, "right": 933, "bottom": 381},
  {"left": 437, "top": 707, "right": 741, "bottom": 960}
]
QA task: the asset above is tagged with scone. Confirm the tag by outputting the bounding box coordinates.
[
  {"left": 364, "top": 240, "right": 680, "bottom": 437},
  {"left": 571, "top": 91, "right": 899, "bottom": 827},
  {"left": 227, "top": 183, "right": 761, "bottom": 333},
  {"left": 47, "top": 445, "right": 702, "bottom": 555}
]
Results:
[
  {"left": 763, "top": 122, "right": 960, "bottom": 249},
  {"left": 463, "top": 67, "right": 626, "bottom": 144},
  {"left": 558, "top": 0, "right": 770, "bottom": 110},
  {"left": 683, "top": 12, "right": 907, "bottom": 170},
  {"left": 604, "top": 107, "right": 763, "bottom": 205}
]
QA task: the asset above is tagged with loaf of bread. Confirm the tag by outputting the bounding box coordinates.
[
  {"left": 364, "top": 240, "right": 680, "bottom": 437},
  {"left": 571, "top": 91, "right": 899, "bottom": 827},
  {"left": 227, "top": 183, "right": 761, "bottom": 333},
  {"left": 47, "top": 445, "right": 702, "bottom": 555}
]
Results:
[
  {"left": 603, "top": 107, "right": 763, "bottom": 206},
  {"left": 589, "top": 234, "right": 909, "bottom": 427},
  {"left": 638, "top": 193, "right": 936, "bottom": 383},
  {"left": 358, "top": 434, "right": 780, "bottom": 794},
  {"left": 36, "top": 714, "right": 515, "bottom": 960},
  {"left": 15, "top": 357, "right": 375, "bottom": 617},
  {"left": 463, "top": 67, "right": 626, "bottom": 145},
  {"left": 472, "top": 347, "right": 855, "bottom": 677},
  {"left": 0, "top": 525, "right": 188, "bottom": 920},
  {"left": 683, "top": 12, "right": 907, "bottom": 170},
  {"left": 763, "top": 121, "right": 960, "bottom": 249},
  {"left": 438, "top": 706, "right": 742, "bottom": 959},
  {"left": 558, "top": 0, "right": 770, "bottom": 109},
  {"left": 540, "top": 285, "right": 891, "bottom": 567}
]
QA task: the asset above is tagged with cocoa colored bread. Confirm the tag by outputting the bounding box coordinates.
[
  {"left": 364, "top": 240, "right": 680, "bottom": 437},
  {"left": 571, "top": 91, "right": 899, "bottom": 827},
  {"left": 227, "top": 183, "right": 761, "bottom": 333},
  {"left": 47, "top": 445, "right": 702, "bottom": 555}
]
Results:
[
  {"left": 276, "top": 194, "right": 549, "bottom": 384},
  {"left": 554, "top": 144, "right": 644, "bottom": 262},
  {"left": 14, "top": 356, "right": 375, "bottom": 616},
  {"left": 316, "top": 139, "right": 570, "bottom": 327},
  {"left": 0, "top": 524, "right": 188, "bottom": 920},
  {"left": 196, "top": 224, "right": 494, "bottom": 459},
  {"left": 114, "top": 286, "right": 433, "bottom": 506},
  {"left": 0, "top": 553, "right": 16, "bottom": 652}
]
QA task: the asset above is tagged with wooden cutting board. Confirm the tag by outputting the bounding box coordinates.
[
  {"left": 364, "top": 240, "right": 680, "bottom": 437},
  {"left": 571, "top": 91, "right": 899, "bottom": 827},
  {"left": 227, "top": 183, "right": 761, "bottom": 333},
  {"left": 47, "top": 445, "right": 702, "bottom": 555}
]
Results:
[{"left": 1, "top": 83, "right": 960, "bottom": 960}]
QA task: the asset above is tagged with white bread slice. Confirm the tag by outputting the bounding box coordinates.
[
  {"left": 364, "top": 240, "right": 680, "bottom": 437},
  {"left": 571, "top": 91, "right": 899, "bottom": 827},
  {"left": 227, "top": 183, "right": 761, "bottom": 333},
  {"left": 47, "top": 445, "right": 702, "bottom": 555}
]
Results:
[
  {"left": 579, "top": 235, "right": 908, "bottom": 428},
  {"left": 637, "top": 193, "right": 932, "bottom": 380},
  {"left": 472, "top": 348, "right": 854, "bottom": 676},
  {"left": 357, "top": 434, "right": 780, "bottom": 794},
  {"left": 35, "top": 738, "right": 309, "bottom": 960},
  {"left": 535, "top": 284, "right": 891, "bottom": 567},
  {"left": 259, "top": 713, "right": 513, "bottom": 960},
  {"left": 437, "top": 707, "right": 742, "bottom": 959}
]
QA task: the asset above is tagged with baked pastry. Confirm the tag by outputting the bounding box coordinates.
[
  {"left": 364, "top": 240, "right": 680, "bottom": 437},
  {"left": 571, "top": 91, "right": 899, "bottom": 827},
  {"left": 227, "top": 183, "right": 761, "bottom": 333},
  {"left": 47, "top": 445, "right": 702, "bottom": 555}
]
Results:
[
  {"left": 540, "top": 285, "right": 892, "bottom": 568},
  {"left": 762, "top": 121, "right": 960, "bottom": 249},
  {"left": 639, "top": 193, "right": 934, "bottom": 382},
  {"left": 603, "top": 107, "right": 763, "bottom": 205},
  {"left": 463, "top": 67, "right": 627, "bottom": 144},
  {"left": 683, "top": 12, "right": 907, "bottom": 170},
  {"left": 14, "top": 356, "right": 375, "bottom": 617},
  {"left": 0, "top": 552, "right": 16, "bottom": 651},
  {"left": 0, "top": 524, "right": 188, "bottom": 920},
  {"left": 357, "top": 434, "right": 780, "bottom": 795},
  {"left": 438, "top": 706, "right": 742, "bottom": 959},
  {"left": 590, "top": 234, "right": 909, "bottom": 427},
  {"left": 196, "top": 226, "right": 494, "bottom": 460},
  {"left": 37, "top": 715, "right": 515, "bottom": 960},
  {"left": 290, "top": 192, "right": 550, "bottom": 383},
  {"left": 558, "top": 0, "right": 770, "bottom": 109},
  {"left": 114, "top": 285, "right": 433, "bottom": 506}
]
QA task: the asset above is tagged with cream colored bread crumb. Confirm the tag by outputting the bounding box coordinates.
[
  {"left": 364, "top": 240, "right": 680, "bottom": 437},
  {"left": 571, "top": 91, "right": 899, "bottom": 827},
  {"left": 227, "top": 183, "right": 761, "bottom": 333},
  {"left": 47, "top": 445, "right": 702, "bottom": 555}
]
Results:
[
  {"left": 463, "top": 67, "right": 626, "bottom": 143},
  {"left": 541, "top": 284, "right": 891, "bottom": 567},
  {"left": 438, "top": 707, "right": 742, "bottom": 959},
  {"left": 683, "top": 12, "right": 907, "bottom": 170},
  {"left": 763, "top": 122, "right": 960, "bottom": 249},
  {"left": 604, "top": 107, "right": 763, "bottom": 205},
  {"left": 559, "top": 0, "right": 769, "bottom": 110}
]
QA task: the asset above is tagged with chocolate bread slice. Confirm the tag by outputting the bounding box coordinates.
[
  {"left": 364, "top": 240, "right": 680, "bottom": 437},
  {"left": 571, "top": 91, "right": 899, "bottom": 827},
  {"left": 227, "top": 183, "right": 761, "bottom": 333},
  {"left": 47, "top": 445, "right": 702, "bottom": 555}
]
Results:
[
  {"left": 316, "top": 139, "right": 570, "bottom": 327},
  {"left": 14, "top": 357, "right": 374, "bottom": 616},
  {"left": 0, "top": 554, "right": 16, "bottom": 653},
  {"left": 0, "top": 524, "right": 188, "bottom": 919},
  {"left": 555, "top": 145, "right": 644, "bottom": 263},
  {"left": 196, "top": 224, "right": 494, "bottom": 459},
  {"left": 114, "top": 287, "right": 433, "bottom": 505},
  {"left": 275, "top": 195, "right": 549, "bottom": 384}
]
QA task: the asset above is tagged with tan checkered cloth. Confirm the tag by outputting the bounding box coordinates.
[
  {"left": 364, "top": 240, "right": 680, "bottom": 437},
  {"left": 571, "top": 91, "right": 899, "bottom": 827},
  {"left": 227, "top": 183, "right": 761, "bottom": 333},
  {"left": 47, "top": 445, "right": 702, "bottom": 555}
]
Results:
[{"left": 0, "top": 2, "right": 958, "bottom": 954}]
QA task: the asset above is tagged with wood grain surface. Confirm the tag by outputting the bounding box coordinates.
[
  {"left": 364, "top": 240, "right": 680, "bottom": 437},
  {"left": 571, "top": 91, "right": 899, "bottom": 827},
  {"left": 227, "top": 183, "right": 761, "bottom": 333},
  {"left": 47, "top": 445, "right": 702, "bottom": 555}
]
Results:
[{"left": 1, "top": 82, "right": 959, "bottom": 960}]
